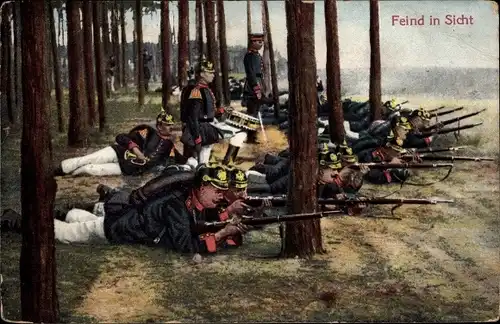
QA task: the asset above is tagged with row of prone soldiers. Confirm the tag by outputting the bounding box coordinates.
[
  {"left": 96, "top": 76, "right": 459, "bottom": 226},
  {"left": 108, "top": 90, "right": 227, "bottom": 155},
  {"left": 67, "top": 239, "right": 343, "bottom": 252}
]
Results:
[{"left": 1, "top": 115, "right": 418, "bottom": 257}]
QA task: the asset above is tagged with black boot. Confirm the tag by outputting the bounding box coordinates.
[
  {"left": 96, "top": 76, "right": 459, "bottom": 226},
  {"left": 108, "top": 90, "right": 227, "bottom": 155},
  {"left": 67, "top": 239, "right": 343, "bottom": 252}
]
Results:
[
  {"left": 53, "top": 209, "right": 67, "bottom": 221},
  {"left": 1, "top": 209, "right": 22, "bottom": 233},
  {"left": 223, "top": 144, "right": 240, "bottom": 164},
  {"left": 96, "top": 184, "right": 115, "bottom": 201},
  {"left": 53, "top": 163, "right": 65, "bottom": 176}
]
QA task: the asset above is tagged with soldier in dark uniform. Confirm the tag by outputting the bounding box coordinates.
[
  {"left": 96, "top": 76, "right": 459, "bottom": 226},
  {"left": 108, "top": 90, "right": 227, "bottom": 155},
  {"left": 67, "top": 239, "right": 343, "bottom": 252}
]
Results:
[
  {"left": 2, "top": 164, "right": 249, "bottom": 254},
  {"left": 54, "top": 111, "right": 182, "bottom": 176},
  {"left": 356, "top": 116, "right": 417, "bottom": 184},
  {"left": 243, "top": 33, "right": 265, "bottom": 144},
  {"left": 107, "top": 55, "right": 117, "bottom": 93},
  {"left": 180, "top": 60, "right": 225, "bottom": 165},
  {"left": 143, "top": 50, "right": 153, "bottom": 91}
]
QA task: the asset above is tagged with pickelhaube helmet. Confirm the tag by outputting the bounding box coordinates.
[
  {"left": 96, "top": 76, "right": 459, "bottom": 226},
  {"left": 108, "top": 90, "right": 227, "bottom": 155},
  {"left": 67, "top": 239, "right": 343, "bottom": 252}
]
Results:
[
  {"left": 338, "top": 140, "right": 358, "bottom": 163},
  {"left": 318, "top": 149, "right": 343, "bottom": 170},
  {"left": 156, "top": 111, "right": 174, "bottom": 125},
  {"left": 195, "top": 59, "right": 215, "bottom": 74},
  {"left": 410, "top": 107, "right": 431, "bottom": 120},
  {"left": 391, "top": 116, "right": 413, "bottom": 131},
  {"left": 223, "top": 159, "right": 248, "bottom": 189},
  {"left": 195, "top": 162, "right": 229, "bottom": 190}
]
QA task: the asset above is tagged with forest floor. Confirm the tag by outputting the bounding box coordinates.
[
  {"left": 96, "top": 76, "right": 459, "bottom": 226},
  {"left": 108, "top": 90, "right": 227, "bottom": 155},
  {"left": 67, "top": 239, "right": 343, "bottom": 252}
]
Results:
[{"left": 1, "top": 89, "right": 499, "bottom": 322}]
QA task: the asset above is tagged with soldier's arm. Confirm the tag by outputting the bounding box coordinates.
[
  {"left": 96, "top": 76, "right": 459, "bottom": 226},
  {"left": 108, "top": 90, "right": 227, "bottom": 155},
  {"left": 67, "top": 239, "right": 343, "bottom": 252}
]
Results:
[
  {"left": 115, "top": 127, "right": 148, "bottom": 150},
  {"left": 244, "top": 54, "right": 261, "bottom": 97},
  {"left": 185, "top": 88, "right": 204, "bottom": 146}
]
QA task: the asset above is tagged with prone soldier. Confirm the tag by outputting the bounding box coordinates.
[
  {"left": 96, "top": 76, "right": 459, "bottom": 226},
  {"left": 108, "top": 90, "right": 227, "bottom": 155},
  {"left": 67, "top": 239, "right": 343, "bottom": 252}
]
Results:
[{"left": 54, "top": 112, "right": 181, "bottom": 177}]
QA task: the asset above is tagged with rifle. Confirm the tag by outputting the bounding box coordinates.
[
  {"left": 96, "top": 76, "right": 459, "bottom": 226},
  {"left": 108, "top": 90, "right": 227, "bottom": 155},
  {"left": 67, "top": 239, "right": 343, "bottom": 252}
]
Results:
[
  {"left": 347, "top": 162, "right": 454, "bottom": 170},
  {"left": 403, "top": 154, "right": 495, "bottom": 162},
  {"left": 431, "top": 106, "right": 464, "bottom": 117},
  {"left": 416, "top": 146, "right": 469, "bottom": 153},
  {"left": 427, "top": 105, "right": 446, "bottom": 113},
  {"left": 418, "top": 122, "right": 483, "bottom": 137},
  {"left": 424, "top": 108, "right": 486, "bottom": 131},
  {"left": 244, "top": 195, "right": 453, "bottom": 208}
]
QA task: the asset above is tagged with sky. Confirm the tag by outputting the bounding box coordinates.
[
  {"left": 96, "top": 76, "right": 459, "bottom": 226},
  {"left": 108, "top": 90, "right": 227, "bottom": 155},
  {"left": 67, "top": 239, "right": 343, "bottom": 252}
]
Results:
[{"left": 60, "top": 0, "right": 499, "bottom": 69}]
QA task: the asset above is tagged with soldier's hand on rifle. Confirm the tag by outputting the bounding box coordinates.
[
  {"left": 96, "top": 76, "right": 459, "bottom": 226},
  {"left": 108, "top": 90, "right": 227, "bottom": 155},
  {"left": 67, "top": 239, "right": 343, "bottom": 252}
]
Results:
[
  {"left": 390, "top": 157, "right": 404, "bottom": 164},
  {"left": 359, "top": 165, "right": 370, "bottom": 175},
  {"left": 131, "top": 147, "right": 147, "bottom": 160},
  {"left": 226, "top": 200, "right": 251, "bottom": 216}
]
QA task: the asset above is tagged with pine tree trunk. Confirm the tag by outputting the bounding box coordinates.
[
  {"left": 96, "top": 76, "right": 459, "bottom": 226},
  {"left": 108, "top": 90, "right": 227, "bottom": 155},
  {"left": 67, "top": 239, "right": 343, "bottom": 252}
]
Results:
[
  {"left": 216, "top": 0, "right": 230, "bottom": 106},
  {"left": 93, "top": 1, "right": 107, "bottom": 131},
  {"left": 262, "top": 0, "right": 279, "bottom": 119},
  {"left": 19, "top": 1, "right": 59, "bottom": 321},
  {"left": 102, "top": 1, "right": 111, "bottom": 97},
  {"left": 325, "top": 0, "right": 344, "bottom": 143},
  {"left": 136, "top": 0, "right": 145, "bottom": 107},
  {"left": 48, "top": 0, "right": 64, "bottom": 132},
  {"left": 66, "top": 0, "right": 88, "bottom": 146},
  {"left": 261, "top": 2, "right": 271, "bottom": 97},
  {"left": 111, "top": 0, "right": 120, "bottom": 90},
  {"left": 195, "top": 0, "right": 204, "bottom": 62},
  {"left": 161, "top": 0, "right": 171, "bottom": 112},
  {"left": 1, "top": 3, "right": 13, "bottom": 124},
  {"left": 369, "top": 0, "right": 382, "bottom": 120},
  {"left": 282, "top": 0, "right": 323, "bottom": 259},
  {"left": 13, "top": 0, "right": 22, "bottom": 123},
  {"left": 177, "top": 0, "right": 189, "bottom": 88},
  {"left": 82, "top": 0, "right": 96, "bottom": 126},
  {"left": 247, "top": 0, "right": 252, "bottom": 35},
  {"left": 203, "top": 0, "right": 221, "bottom": 104},
  {"left": 120, "top": 0, "right": 127, "bottom": 88}
]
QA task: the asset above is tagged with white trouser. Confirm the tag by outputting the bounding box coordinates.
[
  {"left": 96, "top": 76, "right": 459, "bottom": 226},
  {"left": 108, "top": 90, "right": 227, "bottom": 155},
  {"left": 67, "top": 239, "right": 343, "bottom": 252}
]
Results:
[
  {"left": 54, "top": 209, "right": 107, "bottom": 244},
  {"left": 61, "top": 146, "right": 122, "bottom": 176},
  {"left": 199, "top": 145, "right": 213, "bottom": 164}
]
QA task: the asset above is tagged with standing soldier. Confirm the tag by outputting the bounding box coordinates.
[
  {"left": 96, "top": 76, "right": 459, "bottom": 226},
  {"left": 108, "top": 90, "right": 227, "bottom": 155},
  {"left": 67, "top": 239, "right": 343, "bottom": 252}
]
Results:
[
  {"left": 180, "top": 60, "right": 225, "bottom": 165},
  {"left": 143, "top": 50, "right": 153, "bottom": 91},
  {"left": 243, "top": 33, "right": 265, "bottom": 144}
]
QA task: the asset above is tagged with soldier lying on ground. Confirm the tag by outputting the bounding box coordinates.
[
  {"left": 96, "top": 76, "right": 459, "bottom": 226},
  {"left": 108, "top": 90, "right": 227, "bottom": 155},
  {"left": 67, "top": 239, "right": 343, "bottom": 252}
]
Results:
[
  {"left": 54, "top": 112, "right": 184, "bottom": 177},
  {"left": 1, "top": 163, "right": 249, "bottom": 255},
  {"left": 245, "top": 147, "right": 369, "bottom": 197},
  {"left": 356, "top": 116, "right": 420, "bottom": 184}
]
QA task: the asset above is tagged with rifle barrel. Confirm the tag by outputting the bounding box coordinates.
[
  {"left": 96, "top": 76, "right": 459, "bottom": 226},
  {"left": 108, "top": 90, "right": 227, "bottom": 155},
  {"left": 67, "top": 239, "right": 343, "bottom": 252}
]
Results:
[
  {"left": 417, "top": 155, "right": 495, "bottom": 162},
  {"left": 419, "top": 122, "right": 483, "bottom": 137},
  {"left": 425, "top": 109, "right": 487, "bottom": 130},
  {"left": 434, "top": 106, "right": 464, "bottom": 117},
  {"left": 350, "top": 162, "right": 453, "bottom": 169},
  {"left": 416, "top": 146, "right": 469, "bottom": 153},
  {"left": 427, "top": 106, "right": 446, "bottom": 113}
]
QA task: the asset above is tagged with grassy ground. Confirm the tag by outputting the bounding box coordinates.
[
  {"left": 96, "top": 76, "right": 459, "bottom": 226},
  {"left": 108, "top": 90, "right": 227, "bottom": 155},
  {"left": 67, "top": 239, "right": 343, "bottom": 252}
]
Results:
[{"left": 1, "top": 90, "right": 499, "bottom": 322}]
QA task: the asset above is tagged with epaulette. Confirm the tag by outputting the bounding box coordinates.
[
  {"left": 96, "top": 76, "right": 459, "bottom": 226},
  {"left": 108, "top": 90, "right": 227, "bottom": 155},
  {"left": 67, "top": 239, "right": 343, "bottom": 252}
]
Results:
[
  {"left": 188, "top": 87, "right": 202, "bottom": 100},
  {"left": 138, "top": 128, "right": 149, "bottom": 139}
]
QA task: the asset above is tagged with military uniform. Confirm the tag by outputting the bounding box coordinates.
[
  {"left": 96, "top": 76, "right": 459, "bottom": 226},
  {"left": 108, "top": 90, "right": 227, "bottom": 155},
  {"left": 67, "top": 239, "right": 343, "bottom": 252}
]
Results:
[
  {"left": 357, "top": 119, "right": 413, "bottom": 184},
  {"left": 52, "top": 164, "right": 234, "bottom": 254},
  {"left": 180, "top": 61, "right": 224, "bottom": 164},
  {"left": 243, "top": 33, "right": 265, "bottom": 143},
  {"left": 57, "top": 112, "right": 177, "bottom": 176}
]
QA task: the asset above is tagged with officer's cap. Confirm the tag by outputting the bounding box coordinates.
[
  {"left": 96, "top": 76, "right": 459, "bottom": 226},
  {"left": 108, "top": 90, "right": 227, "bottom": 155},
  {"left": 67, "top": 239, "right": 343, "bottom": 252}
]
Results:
[
  {"left": 338, "top": 140, "right": 358, "bottom": 163},
  {"left": 249, "top": 33, "right": 265, "bottom": 41}
]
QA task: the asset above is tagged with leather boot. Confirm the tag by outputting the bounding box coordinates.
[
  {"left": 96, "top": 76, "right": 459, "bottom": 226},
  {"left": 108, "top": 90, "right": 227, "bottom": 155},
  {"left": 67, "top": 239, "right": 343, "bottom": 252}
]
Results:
[
  {"left": 96, "top": 184, "right": 115, "bottom": 201},
  {"left": 53, "top": 163, "right": 65, "bottom": 176},
  {"left": 223, "top": 144, "right": 240, "bottom": 164}
]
